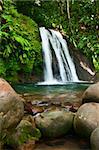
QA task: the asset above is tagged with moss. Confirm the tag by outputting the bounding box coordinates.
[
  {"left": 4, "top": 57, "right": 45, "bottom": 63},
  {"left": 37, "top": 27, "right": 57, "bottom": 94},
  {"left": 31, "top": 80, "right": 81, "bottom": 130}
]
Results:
[
  {"left": 1, "top": 123, "right": 41, "bottom": 147},
  {"left": 17, "top": 125, "right": 41, "bottom": 145}
]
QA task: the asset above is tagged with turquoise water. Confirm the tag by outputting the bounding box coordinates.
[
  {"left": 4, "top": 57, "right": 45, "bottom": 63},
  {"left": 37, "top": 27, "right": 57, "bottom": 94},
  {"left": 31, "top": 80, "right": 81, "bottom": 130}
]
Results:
[
  {"left": 12, "top": 83, "right": 92, "bottom": 104},
  {"left": 12, "top": 83, "right": 90, "bottom": 95}
]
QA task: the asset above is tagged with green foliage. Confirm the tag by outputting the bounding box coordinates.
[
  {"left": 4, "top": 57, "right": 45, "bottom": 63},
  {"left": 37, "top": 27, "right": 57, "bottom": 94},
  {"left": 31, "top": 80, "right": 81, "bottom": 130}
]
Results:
[
  {"left": 1, "top": 0, "right": 99, "bottom": 82},
  {"left": 0, "top": 58, "right": 6, "bottom": 76},
  {"left": 68, "top": 0, "right": 99, "bottom": 71},
  {"left": 15, "top": 0, "right": 98, "bottom": 71},
  {"left": 0, "top": 0, "right": 42, "bottom": 82},
  {"left": 16, "top": 0, "right": 65, "bottom": 28}
]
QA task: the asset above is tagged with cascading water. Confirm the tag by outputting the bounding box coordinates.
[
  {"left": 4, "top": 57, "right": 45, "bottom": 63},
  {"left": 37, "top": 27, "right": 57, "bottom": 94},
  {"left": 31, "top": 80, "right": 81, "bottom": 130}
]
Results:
[{"left": 39, "top": 27, "right": 79, "bottom": 85}]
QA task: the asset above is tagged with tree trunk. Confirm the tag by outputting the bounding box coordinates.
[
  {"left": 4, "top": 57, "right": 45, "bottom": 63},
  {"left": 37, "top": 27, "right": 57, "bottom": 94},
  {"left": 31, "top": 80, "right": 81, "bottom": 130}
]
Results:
[
  {"left": 66, "top": 0, "right": 77, "bottom": 47},
  {"left": 0, "top": 0, "right": 3, "bottom": 12}
]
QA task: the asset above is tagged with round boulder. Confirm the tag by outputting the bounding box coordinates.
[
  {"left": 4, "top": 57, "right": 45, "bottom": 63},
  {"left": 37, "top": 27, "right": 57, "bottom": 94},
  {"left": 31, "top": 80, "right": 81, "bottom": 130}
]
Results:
[
  {"left": 90, "top": 127, "right": 99, "bottom": 150},
  {"left": 0, "top": 78, "right": 24, "bottom": 130},
  {"left": 0, "top": 78, "right": 17, "bottom": 97},
  {"left": 35, "top": 109, "right": 74, "bottom": 138},
  {"left": 82, "top": 82, "right": 99, "bottom": 103},
  {"left": 74, "top": 103, "right": 99, "bottom": 138}
]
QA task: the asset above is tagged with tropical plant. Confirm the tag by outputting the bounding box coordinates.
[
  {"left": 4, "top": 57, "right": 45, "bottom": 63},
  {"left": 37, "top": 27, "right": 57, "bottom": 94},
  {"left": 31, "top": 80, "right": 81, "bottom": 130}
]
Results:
[{"left": 0, "top": 0, "right": 42, "bottom": 82}]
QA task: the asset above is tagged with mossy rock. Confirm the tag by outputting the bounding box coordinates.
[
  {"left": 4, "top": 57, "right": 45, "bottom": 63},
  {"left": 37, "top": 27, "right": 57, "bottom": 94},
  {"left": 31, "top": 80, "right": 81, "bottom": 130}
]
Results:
[
  {"left": 35, "top": 109, "right": 74, "bottom": 138},
  {"left": 1, "top": 120, "right": 41, "bottom": 147}
]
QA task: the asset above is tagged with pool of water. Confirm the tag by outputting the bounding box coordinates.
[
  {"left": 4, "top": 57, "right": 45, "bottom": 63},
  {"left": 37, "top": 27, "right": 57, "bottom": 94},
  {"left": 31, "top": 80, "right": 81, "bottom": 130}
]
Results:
[
  {"left": 12, "top": 83, "right": 90, "bottom": 95},
  {"left": 12, "top": 83, "right": 91, "bottom": 104}
]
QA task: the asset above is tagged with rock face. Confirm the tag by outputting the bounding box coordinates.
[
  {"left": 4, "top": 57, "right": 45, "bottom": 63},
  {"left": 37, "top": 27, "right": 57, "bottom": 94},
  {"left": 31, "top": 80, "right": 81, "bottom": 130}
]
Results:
[
  {"left": 93, "top": 72, "right": 99, "bottom": 82},
  {"left": 35, "top": 109, "right": 74, "bottom": 138},
  {"left": 67, "top": 39, "right": 95, "bottom": 81},
  {"left": 90, "top": 127, "right": 99, "bottom": 150},
  {"left": 82, "top": 82, "right": 99, "bottom": 103},
  {"left": 0, "top": 78, "right": 24, "bottom": 132},
  {"left": 74, "top": 103, "right": 99, "bottom": 138}
]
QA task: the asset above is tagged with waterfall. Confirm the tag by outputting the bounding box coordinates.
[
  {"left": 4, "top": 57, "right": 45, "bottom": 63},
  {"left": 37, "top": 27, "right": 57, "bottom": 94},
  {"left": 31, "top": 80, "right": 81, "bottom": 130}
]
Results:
[{"left": 39, "top": 27, "right": 79, "bottom": 85}]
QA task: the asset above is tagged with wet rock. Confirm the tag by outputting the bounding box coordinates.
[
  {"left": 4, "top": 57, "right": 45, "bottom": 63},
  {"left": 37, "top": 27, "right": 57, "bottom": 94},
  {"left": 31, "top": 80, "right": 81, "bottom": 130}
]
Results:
[
  {"left": 0, "top": 78, "right": 24, "bottom": 130},
  {"left": 24, "top": 101, "right": 44, "bottom": 115},
  {"left": 62, "top": 102, "right": 80, "bottom": 112},
  {"left": 35, "top": 109, "right": 74, "bottom": 138},
  {"left": 67, "top": 39, "right": 95, "bottom": 81},
  {"left": 90, "top": 126, "right": 99, "bottom": 150},
  {"left": 82, "top": 82, "right": 99, "bottom": 103},
  {"left": 74, "top": 103, "right": 99, "bottom": 138}
]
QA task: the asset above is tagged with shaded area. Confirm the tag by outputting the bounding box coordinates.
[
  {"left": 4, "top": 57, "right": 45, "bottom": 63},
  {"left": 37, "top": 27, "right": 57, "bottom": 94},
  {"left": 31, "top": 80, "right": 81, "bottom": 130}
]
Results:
[{"left": 35, "top": 135, "right": 90, "bottom": 150}]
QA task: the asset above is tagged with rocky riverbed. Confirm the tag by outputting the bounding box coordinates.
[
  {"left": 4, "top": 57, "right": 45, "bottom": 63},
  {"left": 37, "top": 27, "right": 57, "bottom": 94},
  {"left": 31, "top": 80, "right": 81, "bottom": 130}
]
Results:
[{"left": 0, "top": 78, "right": 99, "bottom": 150}]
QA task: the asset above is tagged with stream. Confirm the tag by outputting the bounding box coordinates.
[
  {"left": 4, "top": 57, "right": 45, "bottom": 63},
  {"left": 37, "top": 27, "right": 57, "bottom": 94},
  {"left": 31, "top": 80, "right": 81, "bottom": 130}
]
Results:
[{"left": 12, "top": 83, "right": 91, "bottom": 150}]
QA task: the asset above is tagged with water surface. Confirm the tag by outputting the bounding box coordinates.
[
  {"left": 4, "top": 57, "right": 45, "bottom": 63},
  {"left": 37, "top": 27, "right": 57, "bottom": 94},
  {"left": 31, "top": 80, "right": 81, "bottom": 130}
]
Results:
[{"left": 13, "top": 82, "right": 90, "bottom": 95}]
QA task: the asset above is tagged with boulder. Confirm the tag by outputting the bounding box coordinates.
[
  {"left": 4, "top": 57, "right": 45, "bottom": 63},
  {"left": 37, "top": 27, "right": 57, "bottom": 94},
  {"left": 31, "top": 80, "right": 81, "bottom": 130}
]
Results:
[
  {"left": 82, "top": 82, "right": 99, "bottom": 103},
  {"left": 35, "top": 109, "right": 74, "bottom": 138},
  {"left": 15, "top": 120, "right": 41, "bottom": 144},
  {"left": 0, "top": 78, "right": 17, "bottom": 96},
  {"left": 74, "top": 103, "right": 99, "bottom": 138},
  {"left": 90, "top": 127, "right": 99, "bottom": 150},
  {"left": 0, "top": 78, "right": 24, "bottom": 131}
]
